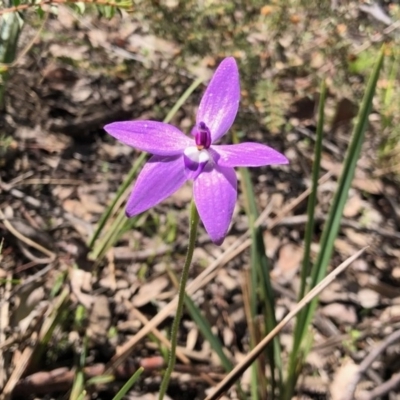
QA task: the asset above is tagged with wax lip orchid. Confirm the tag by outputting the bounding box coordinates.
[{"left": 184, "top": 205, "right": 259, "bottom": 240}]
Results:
[{"left": 104, "top": 57, "right": 288, "bottom": 245}]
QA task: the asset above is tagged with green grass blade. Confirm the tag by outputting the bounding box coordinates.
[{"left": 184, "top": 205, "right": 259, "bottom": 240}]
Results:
[
  {"left": 0, "top": 9, "right": 23, "bottom": 108},
  {"left": 111, "top": 367, "right": 144, "bottom": 400},
  {"left": 308, "top": 47, "right": 385, "bottom": 309},
  {"left": 284, "top": 47, "right": 385, "bottom": 400},
  {"left": 163, "top": 77, "right": 203, "bottom": 124},
  {"left": 29, "top": 288, "right": 70, "bottom": 372},
  {"left": 70, "top": 337, "right": 88, "bottom": 400},
  {"left": 90, "top": 203, "right": 130, "bottom": 260},
  {"left": 87, "top": 374, "right": 115, "bottom": 386},
  {"left": 183, "top": 294, "right": 233, "bottom": 372},
  {"left": 298, "top": 81, "right": 327, "bottom": 300}
]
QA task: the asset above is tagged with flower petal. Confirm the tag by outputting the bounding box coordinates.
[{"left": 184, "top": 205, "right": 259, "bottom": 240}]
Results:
[
  {"left": 214, "top": 143, "right": 289, "bottom": 167},
  {"left": 126, "top": 155, "right": 187, "bottom": 216},
  {"left": 196, "top": 57, "right": 240, "bottom": 143},
  {"left": 104, "top": 121, "right": 192, "bottom": 156},
  {"left": 194, "top": 164, "right": 237, "bottom": 245}
]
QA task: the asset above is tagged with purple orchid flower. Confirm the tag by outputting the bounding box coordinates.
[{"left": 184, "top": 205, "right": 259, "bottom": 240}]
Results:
[{"left": 104, "top": 57, "right": 288, "bottom": 245}]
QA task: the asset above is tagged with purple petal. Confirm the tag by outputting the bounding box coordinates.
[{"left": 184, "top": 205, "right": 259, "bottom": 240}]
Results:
[
  {"left": 213, "top": 143, "right": 289, "bottom": 167},
  {"left": 194, "top": 164, "right": 237, "bottom": 245},
  {"left": 104, "top": 121, "right": 192, "bottom": 156},
  {"left": 196, "top": 57, "right": 240, "bottom": 143},
  {"left": 126, "top": 155, "right": 187, "bottom": 216}
]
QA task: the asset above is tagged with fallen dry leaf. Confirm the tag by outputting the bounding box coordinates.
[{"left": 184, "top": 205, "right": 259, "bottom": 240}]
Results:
[
  {"left": 322, "top": 303, "right": 357, "bottom": 325},
  {"left": 70, "top": 269, "right": 93, "bottom": 309},
  {"left": 87, "top": 295, "right": 111, "bottom": 344},
  {"left": 272, "top": 243, "right": 304, "bottom": 284},
  {"left": 357, "top": 288, "right": 380, "bottom": 309},
  {"left": 343, "top": 193, "right": 363, "bottom": 218},
  {"left": 330, "top": 358, "right": 359, "bottom": 400},
  {"left": 132, "top": 276, "right": 169, "bottom": 308}
]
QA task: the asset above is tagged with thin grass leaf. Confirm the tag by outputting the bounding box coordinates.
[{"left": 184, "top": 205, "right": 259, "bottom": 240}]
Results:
[
  {"left": 90, "top": 204, "right": 130, "bottom": 260},
  {"left": 30, "top": 288, "right": 69, "bottom": 371},
  {"left": 183, "top": 294, "right": 233, "bottom": 372},
  {"left": 307, "top": 46, "right": 385, "bottom": 328},
  {"left": 0, "top": 5, "right": 23, "bottom": 108},
  {"left": 163, "top": 77, "right": 203, "bottom": 124},
  {"left": 70, "top": 369, "right": 85, "bottom": 400},
  {"left": 298, "top": 81, "right": 327, "bottom": 300},
  {"left": 50, "top": 270, "right": 67, "bottom": 297},
  {"left": 70, "top": 336, "right": 88, "bottom": 400},
  {"left": 284, "top": 47, "right": 385, "bottom": 400},
  {"left": 111, "top": 367, "right": 144, "bottom": 400},
  {"left": 87, "top": 374, "right": 115, "bottom": 386}
]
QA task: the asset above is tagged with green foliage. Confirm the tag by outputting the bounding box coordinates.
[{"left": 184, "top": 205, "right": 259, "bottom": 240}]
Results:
[
  {"left": 111, "top": 367, "right": 144, "bottom": 400},
  {"left": 255, "top": 80, "right": 289, "bottom": 135},
  {"left": 0, "top": 134, "right": 15, "bottom": 165},
  {"left": 348, "top": 49, "right": 377, "bottom": 75},
  {"left": 0, "top": 3, "right": 23, "bottom": 107},
  {"left": 378, "top": 48, "right": 400, "bottom": 176}
]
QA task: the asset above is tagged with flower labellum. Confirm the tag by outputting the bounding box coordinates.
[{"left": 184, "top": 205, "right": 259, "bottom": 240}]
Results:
[{"left": 104, "top": 57, "right": 288, "bottom": 245}]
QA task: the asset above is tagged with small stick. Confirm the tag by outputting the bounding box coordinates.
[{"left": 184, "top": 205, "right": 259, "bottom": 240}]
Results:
[
  {"left": 361, "top": 372, "right": 400, "bottom": 400},
  {"left": 0, "top": 210, "right": 56, "bottom": 260},
  {"left": 205, "top": 247, "right": 368, "bottom": 400},
  {"left": 130, "top": 308, "right": 190, "bottom": 365}
]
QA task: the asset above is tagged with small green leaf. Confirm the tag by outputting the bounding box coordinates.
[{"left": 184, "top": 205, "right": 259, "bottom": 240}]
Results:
[
  {"left": 111, "top": 367, "right": 144, "bottom": 400},
  {"left": 35, "top": 6, "right": 45, "bottom": 19},
  {"left": 74, "top": 2, "right": 86, "bottom": 14}
]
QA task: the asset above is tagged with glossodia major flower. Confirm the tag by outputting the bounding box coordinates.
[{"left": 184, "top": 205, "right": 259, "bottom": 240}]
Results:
[{"left": 104, "top": 57, "right": 288, "bottom": 245}]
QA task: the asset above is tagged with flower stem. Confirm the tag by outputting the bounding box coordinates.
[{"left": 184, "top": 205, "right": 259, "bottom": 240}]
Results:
[{"left": 158, "top": 200, "right": 199, "bottom": 400}]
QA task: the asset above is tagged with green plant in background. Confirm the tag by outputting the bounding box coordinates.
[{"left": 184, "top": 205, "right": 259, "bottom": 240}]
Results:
[
  {"left": 379, "top": 47, "right": 400, "bottom": 176},
  {"left": 0, "top": 0, "right": 23, "bottom": 109},
  {"left": 255, "top": 79, "right": 290, "bottom": 135},
  {"left": 0, "top": 0, "right": 131, "bottom": 108}
]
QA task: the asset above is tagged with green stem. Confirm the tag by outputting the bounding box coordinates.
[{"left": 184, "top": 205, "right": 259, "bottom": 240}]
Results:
[
  {"left": 158, "top": 200, "right": 199, "bottom": 400},
  {"left": 298, "top": 80, "right": 327, "bottom": 301}
]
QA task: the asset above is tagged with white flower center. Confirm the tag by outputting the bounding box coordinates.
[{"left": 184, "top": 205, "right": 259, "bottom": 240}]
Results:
[{"left": 183, "top": 146, "right": 210, "bottom": 165}]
